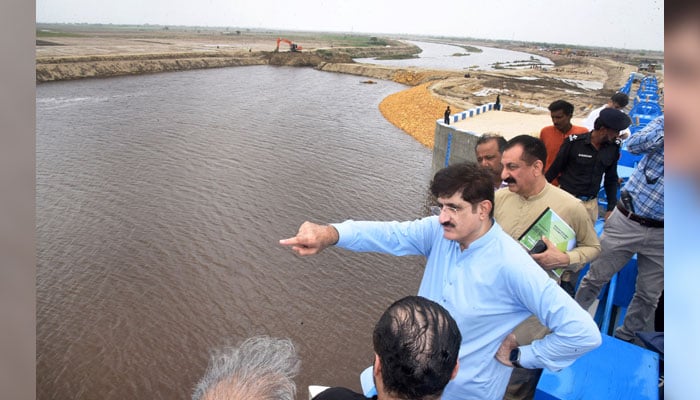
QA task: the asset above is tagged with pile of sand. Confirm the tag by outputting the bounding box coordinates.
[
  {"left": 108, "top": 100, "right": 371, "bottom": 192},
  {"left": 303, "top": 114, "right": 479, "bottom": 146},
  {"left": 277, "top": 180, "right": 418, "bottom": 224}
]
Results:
[{"left": 379, "top": 83, "right": 458, "bottom": 148}]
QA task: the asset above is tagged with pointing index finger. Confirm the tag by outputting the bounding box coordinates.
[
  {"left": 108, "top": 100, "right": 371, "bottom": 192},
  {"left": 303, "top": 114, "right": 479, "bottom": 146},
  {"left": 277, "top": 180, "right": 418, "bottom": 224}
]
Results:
[{"left": 279, "top": 236, "right": 299, "bottom": 247}]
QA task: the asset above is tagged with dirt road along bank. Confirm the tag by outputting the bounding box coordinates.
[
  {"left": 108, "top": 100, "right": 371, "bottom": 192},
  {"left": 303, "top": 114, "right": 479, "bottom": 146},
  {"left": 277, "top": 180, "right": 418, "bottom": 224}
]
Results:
[{"left": 36, "top": 25, "right": 663, "bottom": 149}]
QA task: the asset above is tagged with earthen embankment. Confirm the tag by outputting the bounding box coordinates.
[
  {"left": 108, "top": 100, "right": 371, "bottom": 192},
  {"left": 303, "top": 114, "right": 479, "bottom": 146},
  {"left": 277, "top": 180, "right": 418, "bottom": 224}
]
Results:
[
  {"left": 35, "top": 26, "right": 663, "bottom": 150},
  {"left": 36, "top": 53, "right": 269, "bottom": 82}
]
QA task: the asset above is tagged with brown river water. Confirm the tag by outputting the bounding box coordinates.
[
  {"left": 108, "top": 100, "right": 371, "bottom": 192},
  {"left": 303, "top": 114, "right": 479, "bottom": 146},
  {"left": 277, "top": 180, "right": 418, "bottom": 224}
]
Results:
[{"left": 36, "top": 65, "right": 434, "bottom": 399}]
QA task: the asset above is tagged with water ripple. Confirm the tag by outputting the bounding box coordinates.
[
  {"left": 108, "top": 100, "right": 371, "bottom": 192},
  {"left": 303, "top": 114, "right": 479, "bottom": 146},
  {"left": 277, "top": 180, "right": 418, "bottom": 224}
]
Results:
[{"left": 37, "top": 66, "right": 431, "bottom": 399}]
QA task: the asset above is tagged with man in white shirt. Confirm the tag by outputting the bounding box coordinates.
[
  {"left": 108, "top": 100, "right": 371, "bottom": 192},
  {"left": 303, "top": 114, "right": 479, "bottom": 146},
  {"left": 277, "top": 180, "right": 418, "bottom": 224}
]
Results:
[{"left": 582, "top": 92, "right": 630, "bottom": 139}]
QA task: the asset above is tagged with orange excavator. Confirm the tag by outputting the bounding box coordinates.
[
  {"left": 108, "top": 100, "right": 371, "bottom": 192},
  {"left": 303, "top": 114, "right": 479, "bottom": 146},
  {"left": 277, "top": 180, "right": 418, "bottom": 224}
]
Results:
[{"left": 275, "top": 38, "right": 302, "bottom": 52}]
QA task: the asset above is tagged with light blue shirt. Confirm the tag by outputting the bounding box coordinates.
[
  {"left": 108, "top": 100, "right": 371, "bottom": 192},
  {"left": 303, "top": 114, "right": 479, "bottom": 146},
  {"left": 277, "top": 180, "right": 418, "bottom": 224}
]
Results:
[
  {"left": 333, "top": 217, "right": 601, "bottom": 400},
  {"left": 664, "top": 176, "right": 696, "bottom": 399}
]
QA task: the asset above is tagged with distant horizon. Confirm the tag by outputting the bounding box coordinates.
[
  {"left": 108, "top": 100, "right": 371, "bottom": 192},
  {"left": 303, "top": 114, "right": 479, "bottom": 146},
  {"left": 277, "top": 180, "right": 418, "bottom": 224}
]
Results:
[{"left": 35, "top": 21, "right": 665, "bottom": 54}]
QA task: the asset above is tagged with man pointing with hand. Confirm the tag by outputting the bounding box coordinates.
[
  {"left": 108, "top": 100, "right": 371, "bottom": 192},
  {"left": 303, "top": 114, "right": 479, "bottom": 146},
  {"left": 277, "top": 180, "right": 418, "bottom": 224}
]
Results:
[{"left": 280, "top": 162, "right": 600, "bottom": 400}]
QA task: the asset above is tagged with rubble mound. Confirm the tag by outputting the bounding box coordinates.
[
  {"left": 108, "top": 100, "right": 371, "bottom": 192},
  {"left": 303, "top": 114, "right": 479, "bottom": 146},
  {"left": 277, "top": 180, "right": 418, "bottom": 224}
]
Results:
[{"left": 266, "top": 51, "right": 354, "bottom": 67}]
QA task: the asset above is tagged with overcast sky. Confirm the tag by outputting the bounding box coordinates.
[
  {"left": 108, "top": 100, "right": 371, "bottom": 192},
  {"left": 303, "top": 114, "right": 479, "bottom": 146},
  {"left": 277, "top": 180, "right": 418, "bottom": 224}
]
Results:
[{"left": 36, "top": 0, "right": 664, "bottom": 51}]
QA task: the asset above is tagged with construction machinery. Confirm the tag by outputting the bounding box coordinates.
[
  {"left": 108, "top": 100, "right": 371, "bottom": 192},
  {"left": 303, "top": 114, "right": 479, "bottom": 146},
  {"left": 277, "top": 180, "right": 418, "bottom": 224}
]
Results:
[{"left": 275, "top": 38, "right": 302, "bottom": 52}]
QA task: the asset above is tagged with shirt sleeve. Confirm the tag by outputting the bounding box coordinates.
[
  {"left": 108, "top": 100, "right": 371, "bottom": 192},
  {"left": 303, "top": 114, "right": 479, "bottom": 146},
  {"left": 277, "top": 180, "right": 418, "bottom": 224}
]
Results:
[
  {"left": 332, "top": 217, "right": 438, "bottom": 256},
  {"left": 564, "top": 204, "right": 601, "bottom": 268},
  {"left": 582, "top": 107, "right": 602, "bottom": 131},
  {"left": 626, "top": 116, "right": 664, "bottom": 154},
  {"left": 603, "top": 149, "right": 620, "bottom": 211},
  {"left": 545, "top": 139, "right": 571, "bottom": 182},
  {"left": 507, "top": 264, "right": 602, "bottom": 370}
]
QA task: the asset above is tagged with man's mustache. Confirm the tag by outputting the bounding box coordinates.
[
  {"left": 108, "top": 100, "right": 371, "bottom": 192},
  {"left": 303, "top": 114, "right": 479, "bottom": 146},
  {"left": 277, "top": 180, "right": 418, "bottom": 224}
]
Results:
[
  {"left": 441, "top": 222, "right": 455, "bottom": 228},
  {"left": 504, "top": 177, "right": 517, "bottom": 184}
]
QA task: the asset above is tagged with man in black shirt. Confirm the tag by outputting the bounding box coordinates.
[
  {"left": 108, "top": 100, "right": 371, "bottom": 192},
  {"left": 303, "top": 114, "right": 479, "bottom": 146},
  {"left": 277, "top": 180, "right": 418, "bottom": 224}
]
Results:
[{"left": 545, "top": 108, "right": 632, "bottom": 223}]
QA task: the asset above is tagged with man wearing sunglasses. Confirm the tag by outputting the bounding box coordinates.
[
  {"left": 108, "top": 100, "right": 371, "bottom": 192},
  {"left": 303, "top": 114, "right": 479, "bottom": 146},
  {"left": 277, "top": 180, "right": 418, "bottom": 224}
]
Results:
[{"left": 280, "top": 162, "right": 600, "bottom": 400}]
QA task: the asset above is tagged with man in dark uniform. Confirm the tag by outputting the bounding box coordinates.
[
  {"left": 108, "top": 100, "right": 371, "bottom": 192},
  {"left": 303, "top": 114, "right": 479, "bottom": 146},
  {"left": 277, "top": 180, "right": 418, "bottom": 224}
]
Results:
[{"left": 545, "top": 107, "right": 632, "bottom": 223}]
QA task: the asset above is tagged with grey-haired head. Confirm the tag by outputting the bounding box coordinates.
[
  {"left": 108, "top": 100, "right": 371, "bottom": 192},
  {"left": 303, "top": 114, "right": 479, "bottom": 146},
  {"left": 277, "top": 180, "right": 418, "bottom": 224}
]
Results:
[{"left": 192, "top": 336, "right": 300, "bottom": 400}]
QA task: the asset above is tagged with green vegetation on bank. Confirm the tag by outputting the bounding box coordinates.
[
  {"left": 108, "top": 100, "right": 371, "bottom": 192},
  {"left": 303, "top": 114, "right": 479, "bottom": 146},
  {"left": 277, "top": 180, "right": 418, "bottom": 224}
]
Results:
[
  {"left": 36, "top": 29, "right": 85, "bottom": 38},
  {"left": 35, "top": 23, "right": 410, "bottom": 51},
  {"left": 310, "top": 33, "right": 391, "bottom": 47},
  {"left": 456, "top": 45, "right": 482, "bottom": 53},
  {"left": 37, "top": 23, "right": 171, "bottom": 34}
]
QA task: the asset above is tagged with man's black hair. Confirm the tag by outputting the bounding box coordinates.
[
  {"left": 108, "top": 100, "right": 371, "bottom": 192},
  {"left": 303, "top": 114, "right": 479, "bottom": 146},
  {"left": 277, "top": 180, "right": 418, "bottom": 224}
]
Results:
[
  {"left": 475, "top": 133, "right": 507, "bottom": 153},
  {"left": 610, "top": 92, "right": 629, "bottom": 108},
  {"left": 429, "top": 162, "right": 495, "bottom": 218},
  {"left": 503, "top": 135, "right": 548, "bottom": 167},
  {"left": 373, "top": 296, "right": 462, "bottom": 400},
  {"left": 548, "top": 99, "right": 575, "bottom": 116}
]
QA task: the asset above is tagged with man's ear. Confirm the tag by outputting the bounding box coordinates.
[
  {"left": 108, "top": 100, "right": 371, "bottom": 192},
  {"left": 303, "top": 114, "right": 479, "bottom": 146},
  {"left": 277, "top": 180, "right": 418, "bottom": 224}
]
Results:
[
  {"left": 479, "top": 200, "right": 493, "bottom": 219},
  {"left": 451, "top": 360, "right": 460, "bottom": 381},
  {"left": 373, "top": 353, "right": 381, "bottom": 377},
  {"left": 533, "top": 159, "right": 544, "bottom": 176}
]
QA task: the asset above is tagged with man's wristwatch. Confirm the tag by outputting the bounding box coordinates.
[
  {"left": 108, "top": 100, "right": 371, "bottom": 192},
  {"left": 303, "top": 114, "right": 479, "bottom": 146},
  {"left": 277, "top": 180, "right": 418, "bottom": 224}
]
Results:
[{"left": 509, "top": 347, "right": 523, "bottom": 368}]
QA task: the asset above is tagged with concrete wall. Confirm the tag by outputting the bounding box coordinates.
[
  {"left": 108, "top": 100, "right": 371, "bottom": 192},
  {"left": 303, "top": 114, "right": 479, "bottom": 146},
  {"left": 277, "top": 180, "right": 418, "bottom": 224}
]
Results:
[{"left": 431, "top": 103, "right": 496, "bottom": 175}]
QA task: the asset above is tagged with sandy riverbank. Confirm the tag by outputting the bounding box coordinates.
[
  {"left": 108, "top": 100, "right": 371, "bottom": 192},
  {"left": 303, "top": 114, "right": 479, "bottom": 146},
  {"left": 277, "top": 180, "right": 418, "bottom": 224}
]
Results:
[
  {"left": 355, "top": 50, "right": 659, "bottom": 148},
  {"left": 36, "top": 25, "right": 663, "bottom": 149}
]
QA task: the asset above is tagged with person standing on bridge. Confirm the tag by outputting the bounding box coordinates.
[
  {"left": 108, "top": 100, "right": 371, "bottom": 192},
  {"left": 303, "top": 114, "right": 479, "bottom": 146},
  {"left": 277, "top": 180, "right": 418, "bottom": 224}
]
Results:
[
  {"left": 280, "top": 162, "right": 601, "bottom": 400},
  {"left": 444, "top": 105, "right": 451, "bottom": 124},
  {"left": 575, "top": 115, "right": 664, "bottom": 345},
  {"left": 582, "top": 92, "right": 630, "bottom": 134},
  {"left": 539, "top": 100, "right": 588, "bottom": 186},
  {"left": 495, "top": 135, "right": 601, "bottom": 399},
  {"left": 475, "top": 133, "right": 508, "bottom": 190},
  {"left": 545, "top": 108, "right": 631, "bottom": 223}
]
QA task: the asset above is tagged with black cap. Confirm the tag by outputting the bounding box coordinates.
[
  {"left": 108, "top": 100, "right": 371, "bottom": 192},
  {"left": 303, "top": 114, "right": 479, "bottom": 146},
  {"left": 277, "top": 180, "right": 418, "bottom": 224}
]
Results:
[{"left": 596, "top": 108, "right": 632, "bottom": 132}]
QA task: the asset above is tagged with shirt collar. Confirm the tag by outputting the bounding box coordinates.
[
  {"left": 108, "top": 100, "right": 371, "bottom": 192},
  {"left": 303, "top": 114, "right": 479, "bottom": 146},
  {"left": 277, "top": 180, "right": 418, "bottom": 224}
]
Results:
[
  {"left": 521, "top": 182, "right": 551, "bottom": 202},
  {"left": 460, "top": 219, "right": 501, "bottom": 253}
]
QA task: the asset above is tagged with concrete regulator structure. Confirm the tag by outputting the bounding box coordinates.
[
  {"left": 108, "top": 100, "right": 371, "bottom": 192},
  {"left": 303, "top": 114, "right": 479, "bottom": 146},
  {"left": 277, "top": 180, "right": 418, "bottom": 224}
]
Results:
[{"left": 431, "top": 102, "right": 497, "bottom": 174}]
